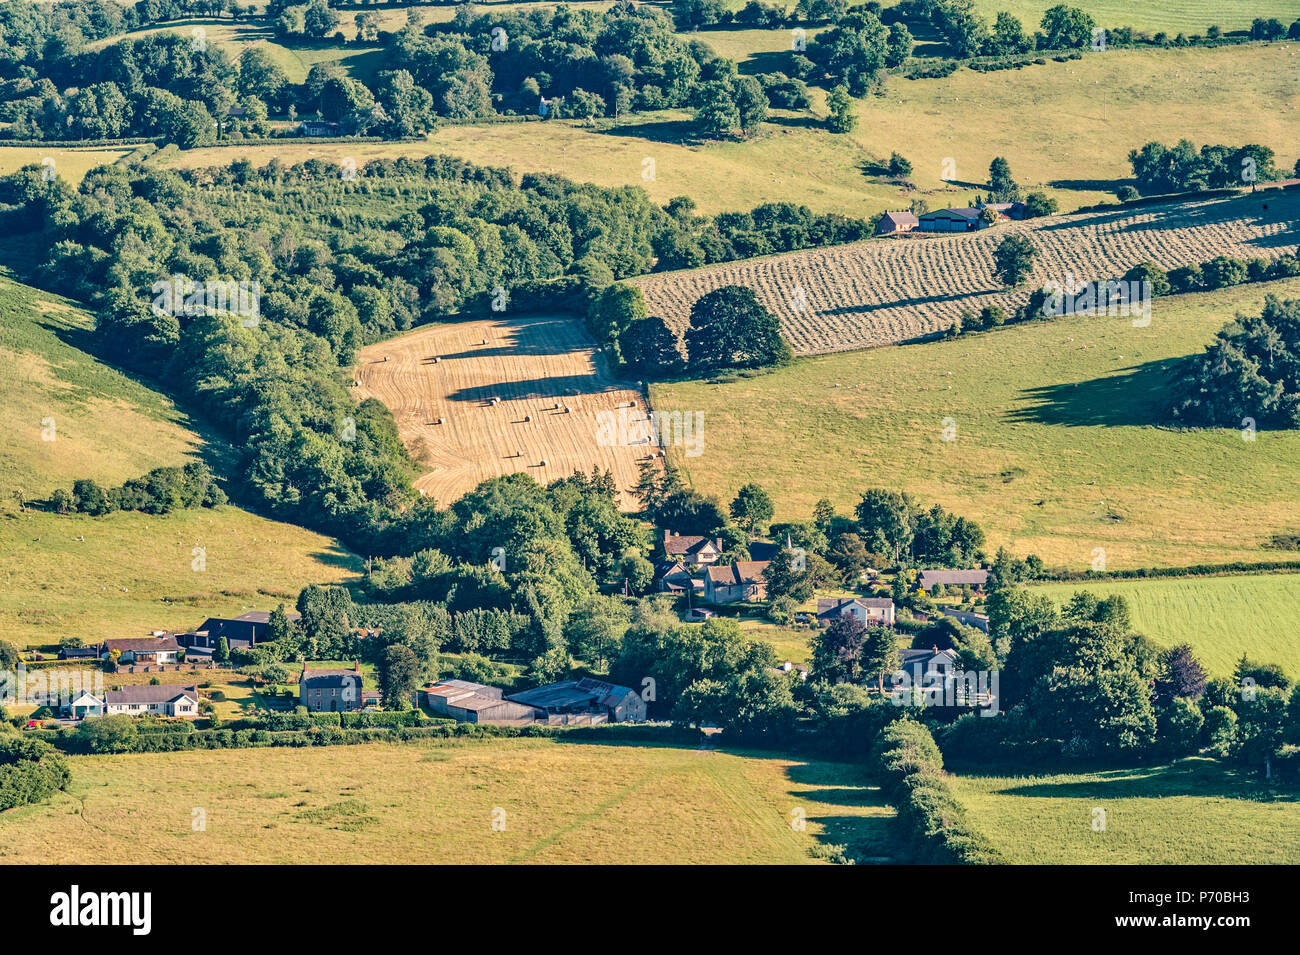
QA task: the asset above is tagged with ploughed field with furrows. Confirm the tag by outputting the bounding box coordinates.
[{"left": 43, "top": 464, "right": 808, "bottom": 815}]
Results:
[
  {"left": 355, "top": 315, "right": 650, "bottom": 508},
  {"left": 633, "top": 191, "right": 1300, "bottom": 356}
]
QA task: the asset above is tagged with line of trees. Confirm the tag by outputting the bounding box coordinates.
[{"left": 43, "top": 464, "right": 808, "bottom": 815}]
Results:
[
  {"left": 48, "top": 463, "right": 226, "bottom": 516},
  {"left": 1128, "top": 140, "right": 1283, "bottom": 195}
]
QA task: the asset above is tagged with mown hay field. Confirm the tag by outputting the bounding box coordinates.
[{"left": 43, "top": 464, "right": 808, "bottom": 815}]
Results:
[
  {"left": 1033, "top": 573, "right": 1300, "bottom": 676},
  {"left": 0, "top": 738, "right": 896, "bottom": 865},
  {"left": 650, "top": 278, "right": 1300, "bottom": 570},
  {"left": 634, "top": 190, "right": 1300, "bottom": 355},
  {"left": 954, "top": 758, "right": 1300, "bottom": 864},
  {"left": 355, "top": 315, "right": 651, "bottom": 508}
]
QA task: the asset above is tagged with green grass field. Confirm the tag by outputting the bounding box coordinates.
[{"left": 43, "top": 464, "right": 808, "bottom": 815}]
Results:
[
  {"left": 0, "top": 737, "right": 896, "bottom": 864},
  {"left": 1034, "top": 574, "right": 1300, "bottom": 676},
  {"left": 0, "top": 146, "right": 136, "bottom": 186},
  {"left": 652, "top": 279, "right": 1300, "bottom": 571},
  {"left": 969, "top": 0, "right": 1300, "bottom": 34},
  {"left": 850, "top": 43, "right": 1300, "bottom": 213},
  {"left": 955, "top": 757, "right": 1300, "bottom": 864},
  {"left": 0, "top": 274, "right": 362, "bottom": 649},
  {"left": 0, "top": 276, "right": 201, "bottom": 495},
  {"left": 0, "top": 506, "right": 362, "bottom": 651},
  {"left": 410, "top": 44, "right": 1299, "bottom": 218}
]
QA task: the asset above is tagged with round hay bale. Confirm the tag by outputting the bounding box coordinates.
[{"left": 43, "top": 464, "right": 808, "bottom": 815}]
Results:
[
  {"left": 563, "top": 405, "right": 571, "bottom": 413},
  {"left": 436, "top": 417, "right": 445, "bottom": 425},
  {"left": 539, "top": 459, "right": 548, "bottom": 467},
  {"left": 433, "top": 356, "right": 440, "bottom": 364},
  {"left": 524, "top": 415, "right": 531, "bottom": 422}
]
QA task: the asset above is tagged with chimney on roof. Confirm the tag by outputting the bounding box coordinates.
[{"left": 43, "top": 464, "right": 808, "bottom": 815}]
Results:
[
  {"left": 931, "top": 645, "right": 938, "bottom": 654},
  {"left": 354, "top": 660, "right": 360, "bottom": 673}
]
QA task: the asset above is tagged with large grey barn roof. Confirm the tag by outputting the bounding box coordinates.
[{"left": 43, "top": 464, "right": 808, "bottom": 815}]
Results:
[{"left": 507, "top": 678, "right": 635, "bottom": 710}]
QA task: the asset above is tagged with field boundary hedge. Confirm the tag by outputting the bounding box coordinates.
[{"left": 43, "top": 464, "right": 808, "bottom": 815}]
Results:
[
  {"left": 31, "top": 717, "right": 695, "bottom": 756},
  {"left": 871, "top": 719, "right": 1000, "bottom": 864}
]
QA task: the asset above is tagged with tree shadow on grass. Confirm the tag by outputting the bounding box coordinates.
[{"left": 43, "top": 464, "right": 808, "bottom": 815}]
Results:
[
  {"left": 783, "top": 759, "right": 899, "bottom": 864},
  {"left": 739, "top": 50, "right": 797, "bottom": 75},
  {"left": 766, "top": 113, "right": 829, "bottom": 131},
  {"left": 595, "top": 117, "right": 700, "bottom": 145},
  {"left": 1047, "top": 177, "right": 1131, "bottom": 193},
  {"left": 1005, "top": 355, "right": 1193, "bottom": 428},
  {"left": 976, "top": 757, "right": 1299, "bottom": 804},
  {"left": 308, "top": 547, "right": 365, "bottom": 573}
]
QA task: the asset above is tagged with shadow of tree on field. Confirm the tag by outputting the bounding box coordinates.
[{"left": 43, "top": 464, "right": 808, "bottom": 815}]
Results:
[
  {"left": 1005, "top": 355, "right": 1193, "bottom": 428},
  {"left": 1048, "top": 177, "right": 1131, "bottom": 193},
  {"left": 783, "top": 760, "right": 900, "bottom": 864},
  {"left": 308, "top": 548, "right": 366, "bottom": 574},
  {"left": 818, "top": 286, "right": 1002, "bottom": 316},
  {"left": 596, "top": 117, "right": 699, "bottom": 145},
  {"left": 766, "top": 113, "right": 828, "bottom": 131},
  {"left": 739, "top": 50, "right": 797, "bottom": 75},
  {"left": 982, "top": 758, "right": 1299, "bottom": 804},
  {"left": 441, "top": 374, "right": 631, "bottom": 404}
]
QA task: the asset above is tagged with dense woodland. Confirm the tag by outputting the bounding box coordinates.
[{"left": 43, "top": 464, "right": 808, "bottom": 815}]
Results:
[{"left": 0, "top": 155, "right": 870, "bottom": 545}]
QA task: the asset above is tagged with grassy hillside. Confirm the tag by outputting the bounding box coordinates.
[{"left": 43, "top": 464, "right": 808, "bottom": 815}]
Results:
[
  {"left": 0, "top": 738, "right": 896, "bottom": 864},
  {"left": 0, "top": 275, "right": 361, "bottom": 649},
  {"left": 955, "top": 758, "right": 1300, "bottom": 864},
  {"left": 850, "top": 43, "right": 1300, "bottom": 213},
  {"left": 651, "top": 278, "right": 1300, "bottom": 570},
  {"left": 0, "top": 146, "right": 136, "bottom": 186},
  {"left": 0, "top": 276, "right": 201, "bottom": 496},
  {"left": 0, "top": 507, "right": 361, "bottom": 650},
  {"left": 412, "top": 44, "right": 1299, "bottom": 218},
  {"left": 1034, "top": 574, "right": 1300, "bottom": 676},
  {"left": 969, "top": 0, "right": 1300, "bottom": 34}
]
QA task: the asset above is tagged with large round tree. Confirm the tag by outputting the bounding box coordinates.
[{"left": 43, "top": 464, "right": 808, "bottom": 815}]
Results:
[{"left": 684, "top": 285, "right": 792, "bottom": 371}]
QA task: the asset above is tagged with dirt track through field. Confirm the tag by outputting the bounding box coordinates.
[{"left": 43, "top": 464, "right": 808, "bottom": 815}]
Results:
[
  {"left": 633, "top": 190, "right": 1300, "bottom": 355},
  {"left": 355, "top": 315, "right": 651, "bottom": 508}
]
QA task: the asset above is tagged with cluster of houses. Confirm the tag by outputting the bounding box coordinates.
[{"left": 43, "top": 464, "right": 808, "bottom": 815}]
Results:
[
  {"left": 58, "top": 610, "right": 303, "bottom": 664},
  {"left": 658, "top": 531, "right": 782, "bottom": 605},
  {"left": 875, "top": 202, "right": 1027, "bottom": 237},
  {"left": 48, "top": 558, "right": 996, "bottom": 726},
  {"left": 656, "top": 531, "right": 992, "bottom": 621}
]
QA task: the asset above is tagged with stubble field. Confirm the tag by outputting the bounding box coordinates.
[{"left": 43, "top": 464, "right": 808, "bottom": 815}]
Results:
[{"left": 355, "top": 315, "right": 652, "bottom": 508}]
